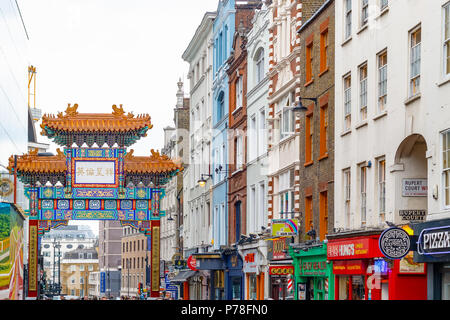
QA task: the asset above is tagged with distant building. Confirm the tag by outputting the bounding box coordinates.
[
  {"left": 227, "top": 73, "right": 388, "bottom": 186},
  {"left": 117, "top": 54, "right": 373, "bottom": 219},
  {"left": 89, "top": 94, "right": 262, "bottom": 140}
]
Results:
[
  {"left": 40, "top": 225, "right": 97, "bottom": 288},
  {"left": 98, "top": 221, "right": 122, "bottom": 298},
  {"left": 60, "top": 247, "right": 99, "bottom": 298},
  {"left": 120, "top": 226, "right": 150, "bottom": 297}
]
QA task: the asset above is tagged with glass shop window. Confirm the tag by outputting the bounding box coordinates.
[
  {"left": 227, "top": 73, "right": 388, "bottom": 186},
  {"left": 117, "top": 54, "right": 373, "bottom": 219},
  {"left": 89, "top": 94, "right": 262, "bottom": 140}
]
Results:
[
  {"left": 338, "top": 275, "right": 366, "bottom": 300},
  {"left": 249, "top": 274, "right": 257, "bottom": 300}
]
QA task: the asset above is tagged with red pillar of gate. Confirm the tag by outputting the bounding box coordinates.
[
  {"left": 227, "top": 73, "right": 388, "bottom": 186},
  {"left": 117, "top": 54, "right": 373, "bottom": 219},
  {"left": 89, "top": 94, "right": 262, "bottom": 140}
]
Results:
[
  {"left": 150, "top": 220, "right": 161, "bottom": 298},
  {"left": 28, "top": 220, "right": 39, "bottom": 298}
]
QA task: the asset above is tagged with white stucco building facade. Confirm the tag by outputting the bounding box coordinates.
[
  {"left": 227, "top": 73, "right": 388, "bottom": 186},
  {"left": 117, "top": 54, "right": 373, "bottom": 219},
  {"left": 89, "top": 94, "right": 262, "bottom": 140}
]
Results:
[
  {"left": 182, "top": 12, "right": 216, "bottom": 256},
  {"left": 334, "top": 0, "right": 450, "bottom": 231}
]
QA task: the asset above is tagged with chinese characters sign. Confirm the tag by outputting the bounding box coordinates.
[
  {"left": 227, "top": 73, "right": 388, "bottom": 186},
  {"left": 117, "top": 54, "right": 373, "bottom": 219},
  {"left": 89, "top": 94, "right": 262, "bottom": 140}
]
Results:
[{"left": 73, "top": 159, "right": 118, "bottom": 188}]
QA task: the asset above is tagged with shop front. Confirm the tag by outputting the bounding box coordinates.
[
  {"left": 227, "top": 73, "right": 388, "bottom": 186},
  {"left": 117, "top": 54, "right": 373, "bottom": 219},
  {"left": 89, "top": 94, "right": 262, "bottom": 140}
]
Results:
[
  {"left": 289, "top": 242, "right": 334, "bottom": 300},
  {"left": 191, "top": 252, "right": 225, "bottom": 300},
  {"left": 413, "top": 218, "right": 450, "bottom": 300},
  {"left": 192, "top": 249, "right": 243, "bottom": 300},
  {"left": 327, "top": 230, "right": 427, "bottom": 300},
  {"left": 239, "top": 240, "right": 268, "bottom": 300},
  {"left": 267, "top": 237, "right": 294, "bottom": 300},
  {"left": 223, "top": 248, "right": 243, "bottom": 300}
]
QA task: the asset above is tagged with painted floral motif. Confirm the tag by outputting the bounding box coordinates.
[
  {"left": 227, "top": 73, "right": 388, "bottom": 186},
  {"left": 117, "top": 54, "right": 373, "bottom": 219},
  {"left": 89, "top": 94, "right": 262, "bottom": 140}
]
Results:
[
  {"left": 105, "top": 200, "right": 117, "bottom": 210},
  {"left": 120, "top": 200, "right": 132, "bottom": 210},
  {"left": 89, "top": 200, "right": 101, "bottom": 210},
  {"left": 74, "top": 200, "right": 85, "bottom": 210},
  {"left": 42, "top": 200, "right": 53, "bottom": 209},
  {"left": 58, "top": 200, "right": 70, "bottom": 210},
  {"left": 136, "top": 200, "right": 147, "bottom": 209}
]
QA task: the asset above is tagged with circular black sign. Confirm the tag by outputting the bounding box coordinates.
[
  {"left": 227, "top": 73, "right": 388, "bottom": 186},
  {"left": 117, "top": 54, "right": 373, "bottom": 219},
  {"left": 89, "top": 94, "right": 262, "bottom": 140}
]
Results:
[{"left": 379, "top": 227, "right": 411, "bottom": 259}]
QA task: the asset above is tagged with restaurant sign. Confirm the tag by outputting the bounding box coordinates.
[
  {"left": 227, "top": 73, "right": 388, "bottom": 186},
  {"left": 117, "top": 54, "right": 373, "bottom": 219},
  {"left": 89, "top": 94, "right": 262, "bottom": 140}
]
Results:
[
  {"left": 417, "top": 225, "right": 450, "bottom": 256},
  {"left": 327, "top": 238, "right": 375, "bottom": 260},
  {"left": 379, "top": 227, "right": 411, "bottom": 260}
]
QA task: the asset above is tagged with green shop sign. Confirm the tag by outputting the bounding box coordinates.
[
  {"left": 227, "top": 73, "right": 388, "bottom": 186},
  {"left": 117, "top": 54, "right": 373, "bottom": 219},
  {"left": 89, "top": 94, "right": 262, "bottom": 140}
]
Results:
[{"left": 289, "top": 243, "right": 334, "bottom": 300}]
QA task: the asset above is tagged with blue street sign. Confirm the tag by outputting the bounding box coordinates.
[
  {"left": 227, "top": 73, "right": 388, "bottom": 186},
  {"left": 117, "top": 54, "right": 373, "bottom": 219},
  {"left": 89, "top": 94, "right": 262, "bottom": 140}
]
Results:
[{"left": 100, "top": 272, "right": 106, "bottom": 293}]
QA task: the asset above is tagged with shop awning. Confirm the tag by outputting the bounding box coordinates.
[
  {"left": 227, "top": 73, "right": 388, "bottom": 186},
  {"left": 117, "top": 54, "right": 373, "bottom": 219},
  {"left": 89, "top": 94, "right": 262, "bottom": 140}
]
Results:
[{"left": 170, "top": 270, "right": 198, "bottom": 283}]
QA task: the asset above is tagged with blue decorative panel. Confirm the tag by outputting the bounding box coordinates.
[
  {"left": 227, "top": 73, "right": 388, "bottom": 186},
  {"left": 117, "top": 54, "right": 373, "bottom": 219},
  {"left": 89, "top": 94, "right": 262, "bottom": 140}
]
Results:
[
  {"left": 89, "top": 200, "right": 101, "bottom": 210},
  {"left": 120, "top": 200, "right": 132, "bottom": 210},
  {"left": 74, "top": 200, "right": 85, "bottom": 210},
  {"left": 105, "top": 200, "right": 117, "bottom": 210},
  {"left": 136, "top": 200, "right": 148, "bottom": 209},
  {"left": 42, "top": 200, "right": 53, "bottom": 209},
  {"left": 58, "top": 200, "right": 70, "bottom": 210}
]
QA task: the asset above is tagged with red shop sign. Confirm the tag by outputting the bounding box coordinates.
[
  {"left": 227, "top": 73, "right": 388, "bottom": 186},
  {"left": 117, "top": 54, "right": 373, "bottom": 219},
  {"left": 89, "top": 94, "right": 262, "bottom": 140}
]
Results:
[
  {"left": 269, "top": 265, "right": 294, "bottom": 276},
  {"left": 327, "top": 236, "right": 381, "bottom": 260},
  {"left": 187, "top": 255, "right": 198, "bottom": 271},
  {"left": 332, "top": 260, "right": 367, "bottom": 275}
]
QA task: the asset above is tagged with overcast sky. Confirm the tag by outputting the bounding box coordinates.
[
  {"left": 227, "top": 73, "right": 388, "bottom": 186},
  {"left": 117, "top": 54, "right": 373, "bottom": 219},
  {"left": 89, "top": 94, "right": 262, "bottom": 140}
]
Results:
[{"left": 17, "top": 0, "right": 219, "bottom": 234}]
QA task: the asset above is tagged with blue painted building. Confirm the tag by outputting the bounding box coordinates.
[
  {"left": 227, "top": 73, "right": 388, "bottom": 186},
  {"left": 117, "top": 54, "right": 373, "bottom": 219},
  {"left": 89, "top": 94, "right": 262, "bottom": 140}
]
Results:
[{"left": 211, "top": 0, "right": 235, "bottom": 251}]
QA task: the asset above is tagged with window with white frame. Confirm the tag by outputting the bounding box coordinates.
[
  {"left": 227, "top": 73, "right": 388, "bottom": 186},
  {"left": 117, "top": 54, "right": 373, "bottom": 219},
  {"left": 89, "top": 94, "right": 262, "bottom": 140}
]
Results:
[
  {"left": 409, "top": 26, "right": 421, "bottom": 97},
  {"left": 443, "top": 130, "right": 450, "bottom": 207},
  {"left": 378, "top": 158, "right": 386, "bottom": 218},
  {"left": 360, "top": 165, "right": 367, "bottom": 225},
  {"left": 249, "top": 185, "right": 256, "bottom": 233},
  {"left": 235, "top": 135, "right": 244, "bottom": 170},
  {"left": 361, "top": 0, "right": 369, "bottom": 27},
  {"left": 80, "top": 265, "right": 85, "bottom": 271},
  {"left": 343, "top": 74, "right": 352, "bottom": 130},
  {"left": 444, "top": 2, "right": 450, "bottom": 76},
  {"left": 279, "top": 169, "right": 294, "bottom": 216},
  {"left": 281, "top": 93, "right": 295, "bottom": 139},
  {"left": 258, "top": 109, "right": 266, "bottom": 157},
  {"left": 345, "top": 0, "right": 352, "bottom": 39},
  {"left": 359, "top": 63, "right": 368, "bottom": 121},
  {"left": 378, "top": 50, "right": 388, "bottom": 112},
  {"left": 380, "top": 0, "right": 388, "bottom": 10},
  {"left": 255, "top": 48, "right": 265, "bottom": 84},
  {"left": 259, "top": 182, "right": 266, "bottom": 229},
  {"left": 344, "top": 168, "right": 351, "bottom": 227},
  {"left": 236, "top": 75, "right": 243, "bottom": 110},
  {"left": 249, "top": 115, "right": 257, "bottom": 161}
]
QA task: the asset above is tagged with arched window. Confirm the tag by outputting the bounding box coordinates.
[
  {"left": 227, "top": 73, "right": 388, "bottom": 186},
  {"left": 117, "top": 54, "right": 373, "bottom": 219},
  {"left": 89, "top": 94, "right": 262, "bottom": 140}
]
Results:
[
  {"left": 255, "top": 48, "right": 265, "bottom": 84},
  {"left": 217, "top": 91, "right": 225, "bottom": 121}
]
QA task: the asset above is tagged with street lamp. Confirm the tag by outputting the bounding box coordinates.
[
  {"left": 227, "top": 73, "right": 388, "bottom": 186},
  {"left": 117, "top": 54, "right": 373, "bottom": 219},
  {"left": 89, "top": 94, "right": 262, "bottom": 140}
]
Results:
[
  {"left": 290, "top": 97, "right": 317, "bottom": 113},
  {"left": 197, "top": 174, "right": 213, "bottom": 187}
]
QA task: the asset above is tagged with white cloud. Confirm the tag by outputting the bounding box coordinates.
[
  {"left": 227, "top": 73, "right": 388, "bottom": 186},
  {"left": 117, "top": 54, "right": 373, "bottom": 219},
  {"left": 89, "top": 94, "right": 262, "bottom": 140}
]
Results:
[{"left": 18, "top": 0, "right": 218, "bottom": 155}]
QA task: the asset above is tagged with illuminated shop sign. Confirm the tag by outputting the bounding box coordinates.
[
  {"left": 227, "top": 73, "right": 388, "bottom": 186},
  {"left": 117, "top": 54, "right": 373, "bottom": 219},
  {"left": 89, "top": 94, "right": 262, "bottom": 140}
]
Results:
[
  {"left": 379, "top": 227, "right": 411, "bottom": 260},
  {"left": 327, "top": 239, "right": 372, "bottom": 259},
  {"left": 417, "top": 225, "right": 450, "bottom": 256},
  {"left": 269, "top": 266, "right": 294, "bottom": 276}
]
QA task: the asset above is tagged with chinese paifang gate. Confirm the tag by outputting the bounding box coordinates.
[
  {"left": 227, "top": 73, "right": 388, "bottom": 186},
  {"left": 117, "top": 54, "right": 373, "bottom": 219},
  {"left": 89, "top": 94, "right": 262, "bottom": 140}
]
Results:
[{"left": 8, "top": 103, "right": 183, "bottom": 299}]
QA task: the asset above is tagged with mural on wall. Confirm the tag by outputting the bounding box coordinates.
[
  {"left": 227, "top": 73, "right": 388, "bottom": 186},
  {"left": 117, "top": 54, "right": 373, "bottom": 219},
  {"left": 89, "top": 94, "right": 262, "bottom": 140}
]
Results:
[{"left": 0, "top": 203, "right": 24, "bottom": 300}]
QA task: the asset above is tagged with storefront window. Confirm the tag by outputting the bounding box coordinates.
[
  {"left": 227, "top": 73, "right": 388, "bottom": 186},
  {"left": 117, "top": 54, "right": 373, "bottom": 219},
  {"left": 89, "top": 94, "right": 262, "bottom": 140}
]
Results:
[
  {"left": 249, "top": 274, "right": 257, "bottom": 300},
  {"left": 231, "top": 276, "right": 241, "bottom": 300},
  {"left": 307, "top": 278, "right": 315, "bottom": 300},
  {"left": 271, "top": 277, "right": 289, "bottom": 300},
  {"left": 352, "top": 276, "right": 365, "bottom": 300},
  {"left": 442, "top": 264, "right": 450, "bottom": 300},
  {"left": 338, "top": 276, "right": 365, "bottom": 300}
]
